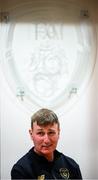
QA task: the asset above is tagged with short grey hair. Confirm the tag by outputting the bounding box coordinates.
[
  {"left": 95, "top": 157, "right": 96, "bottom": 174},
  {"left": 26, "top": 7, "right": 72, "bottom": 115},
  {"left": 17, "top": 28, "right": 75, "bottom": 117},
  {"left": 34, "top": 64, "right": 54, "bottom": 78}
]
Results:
[{"left": 31, "top": 108, "right": 59, "bottom": 128}]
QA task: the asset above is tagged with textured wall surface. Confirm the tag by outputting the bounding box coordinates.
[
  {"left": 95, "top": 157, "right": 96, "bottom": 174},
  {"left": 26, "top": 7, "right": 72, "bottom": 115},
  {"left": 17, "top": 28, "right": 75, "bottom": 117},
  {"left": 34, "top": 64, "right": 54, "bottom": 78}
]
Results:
[{"left": 0, "top": 0, "right": 98, "bottom": 179}]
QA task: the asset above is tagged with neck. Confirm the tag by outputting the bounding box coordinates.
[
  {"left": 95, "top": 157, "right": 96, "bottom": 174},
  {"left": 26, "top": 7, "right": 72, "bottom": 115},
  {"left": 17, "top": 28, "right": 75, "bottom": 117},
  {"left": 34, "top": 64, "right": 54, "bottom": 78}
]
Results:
[
  {"left": 44, "top": 153, "right": 54, "bottom": 162},
  {"left": 34, "top": 148, "right": 54, "bottom": 161}
]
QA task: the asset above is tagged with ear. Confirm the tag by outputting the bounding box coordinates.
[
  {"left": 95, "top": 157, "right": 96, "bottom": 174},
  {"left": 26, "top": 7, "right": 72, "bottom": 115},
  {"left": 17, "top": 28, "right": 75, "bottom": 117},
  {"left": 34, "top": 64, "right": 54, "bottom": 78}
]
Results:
[
  {"left": 58, "top": 128, "right": 60, "bottom": 136},
  {"left": 29, "top": 129, "right": 33, "bottom": 140}
]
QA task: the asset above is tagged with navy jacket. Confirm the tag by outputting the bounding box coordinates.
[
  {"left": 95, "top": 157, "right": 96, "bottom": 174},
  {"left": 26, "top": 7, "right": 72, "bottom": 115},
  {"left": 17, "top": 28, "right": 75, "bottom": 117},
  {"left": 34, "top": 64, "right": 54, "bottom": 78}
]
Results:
[{"left": 11, "top": 147, "right": 82, "bottom": 179}]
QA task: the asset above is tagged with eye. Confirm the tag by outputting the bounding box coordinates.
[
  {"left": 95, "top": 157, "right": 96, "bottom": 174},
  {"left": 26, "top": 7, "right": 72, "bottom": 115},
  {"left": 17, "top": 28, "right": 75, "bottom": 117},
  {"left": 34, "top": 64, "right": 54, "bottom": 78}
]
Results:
[
  {"left": 48, "top": 131, "right": 56, "bottom": 136},
  {"left": 37, "top": 132, "right": 44, "bottom": 136}
]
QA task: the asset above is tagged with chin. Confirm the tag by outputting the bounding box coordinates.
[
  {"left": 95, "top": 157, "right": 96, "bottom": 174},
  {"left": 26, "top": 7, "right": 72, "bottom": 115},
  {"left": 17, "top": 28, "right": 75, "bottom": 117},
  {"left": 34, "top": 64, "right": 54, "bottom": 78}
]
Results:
[
  {"left": 42, "top": 149, "right": 50, "bottom": 153},
  {"left": 42, "top": 149, "right": 54, "bottom": 155}
]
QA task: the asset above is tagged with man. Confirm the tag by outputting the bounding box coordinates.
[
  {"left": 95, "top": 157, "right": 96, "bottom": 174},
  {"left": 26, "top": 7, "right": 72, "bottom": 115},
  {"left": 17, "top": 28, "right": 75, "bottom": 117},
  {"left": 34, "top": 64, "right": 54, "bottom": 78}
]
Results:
[{"left": 11, "top": 108, "right": 82, "bottom": 179}]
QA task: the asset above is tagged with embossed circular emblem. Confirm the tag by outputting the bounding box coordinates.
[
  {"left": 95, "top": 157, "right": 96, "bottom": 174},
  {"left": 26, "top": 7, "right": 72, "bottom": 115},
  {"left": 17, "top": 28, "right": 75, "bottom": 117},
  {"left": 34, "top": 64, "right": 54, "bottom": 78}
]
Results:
[
  {"left": 59, "top": 168, "right": 69, "bottom": 179},
  {"left": 1, "top": 1, "right": 97, "bottom": 114}
]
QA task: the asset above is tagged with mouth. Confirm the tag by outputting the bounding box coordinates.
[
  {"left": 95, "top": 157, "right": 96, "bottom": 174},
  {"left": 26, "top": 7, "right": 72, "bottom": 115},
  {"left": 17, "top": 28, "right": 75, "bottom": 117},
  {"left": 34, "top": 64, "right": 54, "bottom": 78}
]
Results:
[{"left": 42, "top": 144, "right": 52, "bottom": 148}]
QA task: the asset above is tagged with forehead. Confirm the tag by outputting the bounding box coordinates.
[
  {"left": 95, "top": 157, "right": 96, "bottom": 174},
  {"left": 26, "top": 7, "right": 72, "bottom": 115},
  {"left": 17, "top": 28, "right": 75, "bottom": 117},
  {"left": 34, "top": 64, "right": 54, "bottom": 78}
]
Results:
[{"left": 32, "top": 121, "right": 59, "bottom": 130}]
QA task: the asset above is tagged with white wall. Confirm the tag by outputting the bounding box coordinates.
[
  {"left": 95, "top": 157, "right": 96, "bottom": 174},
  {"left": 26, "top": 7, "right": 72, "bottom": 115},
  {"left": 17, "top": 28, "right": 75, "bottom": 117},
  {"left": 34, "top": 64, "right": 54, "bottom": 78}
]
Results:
[{"left": 0, "top": 0, "right": 98, "bottom": 179}]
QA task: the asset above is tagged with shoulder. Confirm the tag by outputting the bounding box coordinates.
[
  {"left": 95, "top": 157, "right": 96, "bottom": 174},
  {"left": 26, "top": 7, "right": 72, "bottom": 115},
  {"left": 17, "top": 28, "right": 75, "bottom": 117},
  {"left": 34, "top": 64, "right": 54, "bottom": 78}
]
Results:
[
  {"left": 55, "top": 151, "right": 82, "bottom": 179},
  {"left": 56, "top": 150, "right": 80, "bottom": 169},
  {"left": 11, "top": 148, "right": 35, "bottom": 179},
  {"left": 62, "top": 153, "right": 79, "bottom": 168},
  {"left": 12, "top": 148, "right": 34, "bottom": 169},
  {"left": 63, "top": 153, "right": 78, "bottom": 164}
]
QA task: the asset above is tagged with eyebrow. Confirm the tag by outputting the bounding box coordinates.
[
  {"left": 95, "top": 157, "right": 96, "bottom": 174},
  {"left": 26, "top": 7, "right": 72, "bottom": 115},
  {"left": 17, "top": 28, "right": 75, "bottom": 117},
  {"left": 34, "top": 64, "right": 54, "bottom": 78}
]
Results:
[
  {"left": 36, "top": 128, "right": 56, "bottom": 131},
  {"left": 36, "top": 129, "right": 43, "bottom": 131}
]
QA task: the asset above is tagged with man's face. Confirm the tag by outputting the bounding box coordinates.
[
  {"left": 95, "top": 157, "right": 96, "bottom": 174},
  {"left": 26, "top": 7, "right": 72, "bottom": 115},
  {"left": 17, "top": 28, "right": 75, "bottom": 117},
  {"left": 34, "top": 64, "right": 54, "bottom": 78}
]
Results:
[{"left": 29, "top": 122, "right": 60, "bottom": 159}]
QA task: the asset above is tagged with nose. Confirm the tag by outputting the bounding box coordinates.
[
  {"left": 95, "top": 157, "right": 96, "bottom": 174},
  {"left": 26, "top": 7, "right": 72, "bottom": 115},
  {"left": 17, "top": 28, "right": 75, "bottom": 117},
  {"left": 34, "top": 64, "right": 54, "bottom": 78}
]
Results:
[{"left": 43, "top": 134, "right": 50, "bottom": 143}]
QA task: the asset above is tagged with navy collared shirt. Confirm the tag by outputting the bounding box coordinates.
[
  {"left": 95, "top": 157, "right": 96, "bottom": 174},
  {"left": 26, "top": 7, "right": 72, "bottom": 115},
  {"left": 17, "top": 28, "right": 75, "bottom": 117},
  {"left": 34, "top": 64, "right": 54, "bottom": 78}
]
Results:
[{"left": 11, "top": 147, "right": 82, "bottom": 179}]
